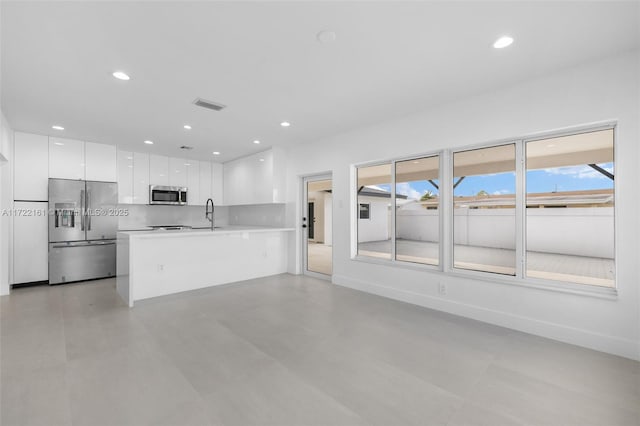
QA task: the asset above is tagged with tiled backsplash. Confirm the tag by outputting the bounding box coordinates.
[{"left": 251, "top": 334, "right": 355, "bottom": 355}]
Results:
[
  {"left": 228, "top": 203, "right": 286, "bottom": 227},
  {"left": 117, "top": 203, "right": 285, "bottom": 230}
]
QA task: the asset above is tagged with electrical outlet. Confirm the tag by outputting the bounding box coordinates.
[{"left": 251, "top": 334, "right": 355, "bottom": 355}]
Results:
[
  {"left": 157, "top": 264, "right": 164, "bottom": 272},
  {"left": 438, "top": 282, "right": 447, "bottom": 296}
]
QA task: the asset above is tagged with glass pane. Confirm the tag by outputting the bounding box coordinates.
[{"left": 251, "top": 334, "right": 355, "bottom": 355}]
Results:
[
  {"left": 357, "top": 163, "right": 392, "bottom": 259},
  {"left": 453, "top": 144, "right": 516, "bottom": 275},
  {"left": 306, "top": 179, "right": 333, "bottom": 275},
  {"left": 526, "top": 129, "right": 614, "bottom": 287},
  {"left": 395, "top": 156, "right": 439, "bottom": 265}
]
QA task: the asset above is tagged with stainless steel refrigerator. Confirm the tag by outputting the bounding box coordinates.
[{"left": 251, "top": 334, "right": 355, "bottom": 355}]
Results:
[{"left": 48, "top": 178, "right": 118, "bottom": 284}]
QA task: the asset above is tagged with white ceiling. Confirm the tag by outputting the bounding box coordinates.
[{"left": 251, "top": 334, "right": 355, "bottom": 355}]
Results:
[{"left": 2, "top": 1, "right": 638, "bottom": 162}]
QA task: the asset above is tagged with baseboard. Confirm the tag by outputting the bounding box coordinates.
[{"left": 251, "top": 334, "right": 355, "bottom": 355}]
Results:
[{"left": 332, "top": 274, "right": 640, "bottom": 361}]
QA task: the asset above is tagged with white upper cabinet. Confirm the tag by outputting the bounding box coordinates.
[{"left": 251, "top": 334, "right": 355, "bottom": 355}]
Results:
[
  {"left": 212, "top": 162, "right": 224, "bottom": 205},
  {"left": 149, "top": 155, "right": 169, "bottom": 186},
  {"left": 49, "top": 137, "right": 85, "bottom": 180},
  {"left": 85, "top": 142, "right": 117, "bottom": 182},
  {"left": 168, "top": 157, "right": 187, "bottom": 187},
  {"left": 117, "top": 149, "right": 134, "bottom": 204},
  {"left": 13, "top": 132, "right": 48, "bottom": 201},
  {"left": 133, "top": 152, "right": 150, "bottom": 204},
  {"left": 223, "top": 149, "right": 281, "bottom": 205},
  {"left": 186, "top": 161, "right": 200, "bottom": 205},
  {"left": 199, "top": 161, "right": 212, "bottom": 205}
]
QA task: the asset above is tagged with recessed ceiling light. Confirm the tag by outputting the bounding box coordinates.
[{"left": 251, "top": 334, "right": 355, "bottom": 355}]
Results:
[
  {"left": 212, "top": 151, "right": 220, "bottom": 155},
  {"left": 184, "top": 163, "right": 191, "bottom": 166},
  {"left": 144, "top": 140, "right": 154, "bottom": 145},
  {"left": 54, "top": 142, "right": 64, "bottom": 146},
  {"left": 317, "top": 30, "right": 337, "bottom": 44},
  {"left": 126, "top": 156, "right": 133, "bottom": 160},
  {"left": 112, "top": 71, "right": 130, "bottom": 80},
  {"left": 280, "top": 121, "right": 291, "bottom": 127},
  {"left": 547, "top": 144, "right": 556, "bottom": 148},
  {"left": 259, "top": 158, "right": 265, "bottom": 162},
  {"left": 183, "top": 125, "right": 192, "bottom": 130},
  {"left": 493, "top": 36, "right": 514, "bottom": 49},
  {"left": 52, "top": 125, "right": 64, "bottom": 130},
  {"left": 253, "top": 140, "right": 261, "bottom": 144}
]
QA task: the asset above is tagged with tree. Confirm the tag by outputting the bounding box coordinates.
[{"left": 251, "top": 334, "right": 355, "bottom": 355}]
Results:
[
  {"left": 420, "top": 191, "right": 435, "bottom": 201},
  {"left": 476, "top": 190, "right": 489, "bottom": 197}
]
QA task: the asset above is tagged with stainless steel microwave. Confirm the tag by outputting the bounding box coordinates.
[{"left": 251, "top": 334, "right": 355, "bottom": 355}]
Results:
[{"left": 149, "top": 185, "right": 187, "bottom": 205}]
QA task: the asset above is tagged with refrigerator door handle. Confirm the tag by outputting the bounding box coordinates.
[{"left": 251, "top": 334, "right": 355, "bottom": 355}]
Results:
[
  {"left": 87, "top": 190, "right": 92, "bottom": 231},
  {"left": 80, "top": 189, "right": 85, "bottom": 231}
]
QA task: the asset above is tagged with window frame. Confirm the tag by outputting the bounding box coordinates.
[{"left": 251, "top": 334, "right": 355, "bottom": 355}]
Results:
[{"left": 351, "top": 121, "right": 618, "bottom": 297}]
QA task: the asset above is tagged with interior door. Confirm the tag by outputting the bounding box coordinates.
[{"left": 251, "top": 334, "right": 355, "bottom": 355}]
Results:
[
  {"left": 86, "top": 181, "right": 118, "bottom": 241},
  {"left": 303, "top": 175, "right": 332, "bottom": 277}
]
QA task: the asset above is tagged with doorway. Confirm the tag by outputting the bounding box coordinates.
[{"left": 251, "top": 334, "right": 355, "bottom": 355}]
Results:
[{"left": 303, "top": 175, "right": 332, "bottom": 277}]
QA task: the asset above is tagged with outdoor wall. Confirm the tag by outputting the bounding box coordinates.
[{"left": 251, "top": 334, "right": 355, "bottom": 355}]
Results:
[
  {"left": 396, "top": 207, "right": 613, "bottom": 259},
  {"left": 284, "top": 50, "right": 640, "bottom": 360},
  {"left": 0, "top": 110, "right": 14, "bottom": 296},
  {"left": 357, "top": 197, "right": 389, "bottom": 243}
]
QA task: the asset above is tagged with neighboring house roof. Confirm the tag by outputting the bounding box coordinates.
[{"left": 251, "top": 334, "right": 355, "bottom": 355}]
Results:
[
  {"left": 358, "top": 186, "right": 408, "bottom": 199},
  {"left": 413, "top": 189, "right": 613, "bottom": 209}
]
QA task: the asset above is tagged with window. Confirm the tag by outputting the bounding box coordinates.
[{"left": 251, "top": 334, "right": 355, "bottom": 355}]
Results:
[
  {"left": 453, "top": 144, "right": 516, "bottom": 275},
  {"left": 395, "top": 155, "right": 440, "bottom": 265},
  {"left": 357, "top": 163, "right": 392, "bottom": 259},
  {"left": 359, "top": 204, "right": 370, "bottom": 219},
  {"left": 525, "top": 129, "right": 614, "bottom": 287},
  {"left": 352, "top": 124, "right": 616, "bottom": 290}
]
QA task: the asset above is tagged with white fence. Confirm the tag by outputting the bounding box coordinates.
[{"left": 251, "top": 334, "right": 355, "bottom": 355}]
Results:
[{"left": 391, "top": 207, "right": 614, "bottom": 259}]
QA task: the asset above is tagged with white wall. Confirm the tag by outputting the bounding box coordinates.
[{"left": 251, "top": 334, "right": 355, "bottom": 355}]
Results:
[
  {"left": 357, "top": 197, "right": 390, "bottom": 243},
  {"left": 284, "top": 50, "right": 640, "bottom": 360},
  {"left": 0, "top": 111, "right": 14, "bottom": 296}
]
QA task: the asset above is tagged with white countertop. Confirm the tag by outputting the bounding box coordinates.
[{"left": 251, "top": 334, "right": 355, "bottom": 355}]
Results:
[{"left": 118, "top": 225, "right": 294, "bottom": 239}]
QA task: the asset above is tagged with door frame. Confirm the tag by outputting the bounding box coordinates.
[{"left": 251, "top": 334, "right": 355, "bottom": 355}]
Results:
[{"left": 301, "top": 173, "right": 333, "bottom": 280}]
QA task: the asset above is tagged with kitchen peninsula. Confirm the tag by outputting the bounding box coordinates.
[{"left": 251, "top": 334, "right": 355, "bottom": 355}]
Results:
[{"left": 116, "top": 226, "right": 293, "bottom": 306}]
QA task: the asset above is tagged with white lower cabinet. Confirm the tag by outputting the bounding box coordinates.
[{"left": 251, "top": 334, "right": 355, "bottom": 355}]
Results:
[{"left": 13, "top": 201, "right": 49, "bottom": 284}]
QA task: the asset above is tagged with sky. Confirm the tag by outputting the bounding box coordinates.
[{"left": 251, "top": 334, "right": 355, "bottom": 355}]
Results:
[{"left": 377, "top": 162, "right": 614, "bottom": 200}]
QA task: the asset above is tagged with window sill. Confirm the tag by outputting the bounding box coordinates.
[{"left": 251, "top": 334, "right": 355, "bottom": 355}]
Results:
[{"left": 351, "top": 255, "right": 618, "bottom": 300}]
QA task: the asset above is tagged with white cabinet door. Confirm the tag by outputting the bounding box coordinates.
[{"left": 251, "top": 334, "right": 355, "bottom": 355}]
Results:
[
  {"left": 49, "top": 137, "right": 85, "bottom": 180},
  {"left": 252, "top": 151, "right": 272, "bottom": 204},
  {"left": 212, "top": 162, "right": 224, "bottom": 205},
  {"left": 133, "top": 153, "right": 150, "bottom": 205},
  {"left": 168, "top": 157, "right": 187, "bottom": 187},
  {"left": 13, "top": 201, "right": 49, "bottom": 284},
  {"left": 199, "top": 161, "right": 212, "bottom": 205},
  {"left": 117, "top": 150, "right": 134, "bottom": 203},
  {"left": 85, "top": 142, "right": 117, "bottom": 182},
  {"left": 186, "top": 161, "right": 200, "bottom": 205},
  {"left": 149, "top": 155, "right": 169, "bottom": 186},
  {"left": 13, "top": 132, "right": 48, "bottom": 201}
]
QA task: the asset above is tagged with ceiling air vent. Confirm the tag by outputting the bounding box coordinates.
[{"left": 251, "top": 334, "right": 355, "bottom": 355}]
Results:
[
  {"left": 193, "top": 97, "right": 226, "bottom": 111},
  {"left": 180, "top": 145, "right": 194, "bottom": 150}
]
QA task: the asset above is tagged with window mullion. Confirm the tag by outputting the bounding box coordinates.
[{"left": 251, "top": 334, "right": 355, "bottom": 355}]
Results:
[
  {"left": 515, "top": 140, "right": 525, "bottom": 279},
  {"left": 391, "top": 160, "right": 397, "bottom": 262}
]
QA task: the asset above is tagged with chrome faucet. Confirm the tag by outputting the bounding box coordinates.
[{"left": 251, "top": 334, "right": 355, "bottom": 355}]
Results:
[{"left": 205, "top": 198, "right": 215, "bottom": 231}]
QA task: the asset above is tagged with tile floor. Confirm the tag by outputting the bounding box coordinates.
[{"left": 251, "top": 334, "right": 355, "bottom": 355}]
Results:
[{"left": 1, "top": 275, "right": 638, "bottom": 426}]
